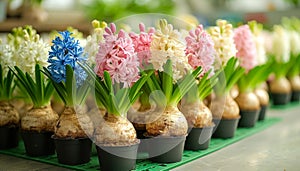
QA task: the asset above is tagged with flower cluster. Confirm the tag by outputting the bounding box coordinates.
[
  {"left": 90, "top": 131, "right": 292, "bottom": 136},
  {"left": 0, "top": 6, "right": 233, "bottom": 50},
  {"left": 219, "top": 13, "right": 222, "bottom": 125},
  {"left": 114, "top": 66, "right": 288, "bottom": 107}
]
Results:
[
  {"left": 234, "top": 25, "right": 257, "bottom": 71},
  {"left": 272, "top": 25, "right": 290, "bottom": 63},
  {"left": 150, "top": 19, "right": 191, "bottom": 81},
  {"left": 48, "top": 31, "right": 87, "bottom": 85},
  {"left": 94, "top": 23, "right": 140, "bottom": 87},
  {"left": 0, "top": 40, "right": 15, "bottom": 75},
  {"left": 14, "top": 35, "right": 49, "bottom": 75},
  {"left": 129, "top": 23, "right": 155, "bottom": 68},
  {"left": 84, "top": 20, "right": 107, "bottom": 65},
  {"left": 185, "top": 24, "right": 216, "bottom": 75},
  {"left": 208, "top": 20, "right": 237, "bottom": 65}
]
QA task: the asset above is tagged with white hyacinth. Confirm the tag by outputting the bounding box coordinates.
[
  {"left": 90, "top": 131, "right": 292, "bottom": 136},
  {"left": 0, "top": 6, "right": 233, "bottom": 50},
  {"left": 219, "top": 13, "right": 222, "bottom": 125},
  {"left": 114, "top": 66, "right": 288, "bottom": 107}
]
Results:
[
  {"left": 0, "top": 39, "right": 15, "bottom": 74},
  {"left": 289, "top": 30, "right": 300, "bottom": 56},
  {"left": 150, "top": 19, "right": 191, "bottom": 82},
  {"left": 272, "top": 25, "right": 290, "bottom": 63},
  {"left": 208, "top": 20, "right": 237, "bottom": 66},
  {"left": 84, "top": 20, "right": 107, "bottom": 65}
]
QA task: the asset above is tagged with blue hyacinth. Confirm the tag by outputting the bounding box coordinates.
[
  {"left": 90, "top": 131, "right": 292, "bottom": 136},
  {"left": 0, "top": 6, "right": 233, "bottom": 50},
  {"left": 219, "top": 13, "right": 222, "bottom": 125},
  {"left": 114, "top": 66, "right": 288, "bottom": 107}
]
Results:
[{"left": 48, "top": 31, "right": 87, "bottom": 86}]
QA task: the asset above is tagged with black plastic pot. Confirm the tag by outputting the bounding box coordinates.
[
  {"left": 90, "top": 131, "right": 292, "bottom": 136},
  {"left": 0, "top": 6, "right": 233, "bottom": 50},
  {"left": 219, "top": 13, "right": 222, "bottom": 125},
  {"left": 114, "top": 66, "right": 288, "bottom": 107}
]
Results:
[
  {"left": 258, "top": 105, "right": 268, "bottom": 121},
  {"left": 0, "top": 125, "right": 19, "bottom": 150},
  {"left": 212, "top": 117, "right": 240, "bottom": 139},
  {"left": 96, "top": 143, "right": 139, "bottom": 171},
  {"left": 53, "top": 137, "right": 92, "bottom": 165},
  {"left": 185, "top": 126, "right": 214, "bottom": 150},
  {"left": 271, "top": 93, "right": 291, "bottom": 105},
  {"left": 147, "top": 135, "right": 186, "bottom": 163},
  {"left": 238, "top": 110, "right": 260, "bottom": 128},
  {"left": 21, "top": 131, "right": 55, "bottom": 156},
  {"left": 291, "top": 91, "right": 300, "bottom": 102}
]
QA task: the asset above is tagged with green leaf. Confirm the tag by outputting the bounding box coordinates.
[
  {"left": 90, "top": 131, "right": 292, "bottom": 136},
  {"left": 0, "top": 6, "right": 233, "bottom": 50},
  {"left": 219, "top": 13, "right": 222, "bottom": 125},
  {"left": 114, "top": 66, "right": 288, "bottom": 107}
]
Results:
[
  {"left": 162, "top": 60, "right": 173, "bottom": 102},
  {"left": 35, "top": 64, "right": 44, "bottom": 105},
  {"left": 42, "top": 67, "right": 67, "bottom": 105},
  {"left": 65, "top": 65, "right": 75, "bottom": 106}
]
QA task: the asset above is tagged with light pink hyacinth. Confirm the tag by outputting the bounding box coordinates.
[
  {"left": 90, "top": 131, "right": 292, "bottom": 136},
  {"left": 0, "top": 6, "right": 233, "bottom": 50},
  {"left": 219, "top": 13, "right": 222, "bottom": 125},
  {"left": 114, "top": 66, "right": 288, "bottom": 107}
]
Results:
[
  {"left": 234, "top": 25, "right": 257, "bottom": 71},
  {"left": 185, "top": 24, "right": 216, "bottom": 76},
  {"left": 94, "top": 23, "right": 140, "bottom": 87},
  {"left": 129, "top": 23, "right": 155, "bottom": 67}
]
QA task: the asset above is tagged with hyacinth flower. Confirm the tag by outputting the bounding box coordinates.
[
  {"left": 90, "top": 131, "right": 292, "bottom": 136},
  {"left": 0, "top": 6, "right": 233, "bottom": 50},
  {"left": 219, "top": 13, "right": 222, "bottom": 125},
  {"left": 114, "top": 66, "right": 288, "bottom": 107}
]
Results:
[
  {"left": 180, "top": 24, "right": 219, "bottom": 130},
  {"left": 80, "top": 23, "right": 151, "bottom": 149},
  {"left": 207, "top": 20, "right": 245, "bottom": 120},
  {"left": 84, "top": 20, "right": 107, "bottom": 65},
  {"left": 129, "top": 23, "right": 155, "bottom": 68}
]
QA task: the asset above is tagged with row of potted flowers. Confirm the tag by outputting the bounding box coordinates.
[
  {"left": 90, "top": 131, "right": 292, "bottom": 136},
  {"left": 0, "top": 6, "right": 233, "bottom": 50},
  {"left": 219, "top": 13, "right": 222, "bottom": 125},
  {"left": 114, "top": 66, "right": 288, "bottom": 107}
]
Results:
[{"left": 0, "top": 17, "right": 299, "bottom": 170}]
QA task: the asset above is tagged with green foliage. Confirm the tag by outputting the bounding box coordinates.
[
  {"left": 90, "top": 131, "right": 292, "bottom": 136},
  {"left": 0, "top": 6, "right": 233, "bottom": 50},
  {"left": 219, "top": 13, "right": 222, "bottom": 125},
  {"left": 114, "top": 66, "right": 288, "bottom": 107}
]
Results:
[
  {"left": 0, "top": 64, "right": 15, "bottom": 101},
  {"left": 237, "top": 62, "right": 273, "bottom": 93},
  {"left": 79, "top": 62, "right": 151, "bottom": 116},
  {"left": 42, "top": 65, "right": 90, "bottom": 107},
  {"left": 82, "top": 0, "right": 175, "bottom": 22},
  {"left": 11, "top": 64, "right": 54, "bottom": 108},
  {"left": 223, "top": 57, "right": 245, "bottom": 93},
  {"left": 143, "top": 59, "right": 201, "bottom": 107},
  {"left": 287, "top": 54, "right": 300, "bottom": 78}
]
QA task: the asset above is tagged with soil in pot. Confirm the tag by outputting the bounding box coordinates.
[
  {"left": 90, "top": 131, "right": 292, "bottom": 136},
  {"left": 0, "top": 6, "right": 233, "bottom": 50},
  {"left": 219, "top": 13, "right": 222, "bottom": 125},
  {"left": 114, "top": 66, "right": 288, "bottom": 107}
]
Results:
[
  {"left": 21, "top": 131, "right": 55, "bottom": 156},
  {"left": 146, "top": 135, "right": 186, "bottom": 163},
  {"left": 96, "top": 142, "right": 139, "bottom": 171},
  {"left": 53, "top": 137, "right": 92, "bottom": 165},
  {"left": 185, "top": 126, "right": 214, "bottom": 150},
  {"left": 212, "top": 117, "right": 240, "bottom": 138},
  {"left": 0, "top": 125, "right": 19, "bottom": 149}
]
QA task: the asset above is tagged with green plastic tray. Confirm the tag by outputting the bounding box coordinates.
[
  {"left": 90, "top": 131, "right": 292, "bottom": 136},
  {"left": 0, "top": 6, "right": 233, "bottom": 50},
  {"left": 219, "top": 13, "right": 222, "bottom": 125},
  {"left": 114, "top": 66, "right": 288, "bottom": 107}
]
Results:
[{"left": 0, "top": 117, "right": 281, "bottom": 171}]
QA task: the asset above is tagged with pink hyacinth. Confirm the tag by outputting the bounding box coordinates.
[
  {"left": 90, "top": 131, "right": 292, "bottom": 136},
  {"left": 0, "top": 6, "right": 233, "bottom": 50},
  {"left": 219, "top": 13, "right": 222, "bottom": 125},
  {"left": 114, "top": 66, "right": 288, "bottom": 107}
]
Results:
[
  {"left": 234, "top": 25, "right": 257, "bottom": 71},
  {"left": 94, "top": 23, "right": 140, "bottom": 87},
  {"left": 185, "top": 25, "right": 216, "bottom": 76},
  {"left": 129, "top": 23, "right": 155, "bottom": 68}
]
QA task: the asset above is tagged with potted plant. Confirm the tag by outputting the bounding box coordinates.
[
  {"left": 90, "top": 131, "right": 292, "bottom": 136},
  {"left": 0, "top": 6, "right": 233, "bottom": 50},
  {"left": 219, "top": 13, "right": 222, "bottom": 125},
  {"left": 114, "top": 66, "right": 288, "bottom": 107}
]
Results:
[
  {"left": 282, "top": 17, "right": 300, "bottom": 102},
  {"left": 82, "top": 23, "right": 151, "bottom": 171},
  {"left": 11, "top": 64, "right": 58, "bottom": 156},
  {"left": 208, "top": 20, "right": 244, "bottom": 138},
  {"left": 180, "top": 24, "right": 218, "bottom": 150},
  {"left": 269, "top": 25, "right": 292, "bottom": 105},
  {"left": 142, "top": 19, "right": 201, "bottom": 163},
  {"left": 0, "top": 64, "right": 19, "bottom": 150},
  {"left": 43, "top": 31, "right": 94, "bottom": 165},
  {"left": 248, "top": 20, "right": 270, "bottom": 120},
  {"left": 233, "top": 24, "right": 272, "bottom": 127},
  {"left": 125, "top": 23, "right": 156, "bottom": 156}
]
